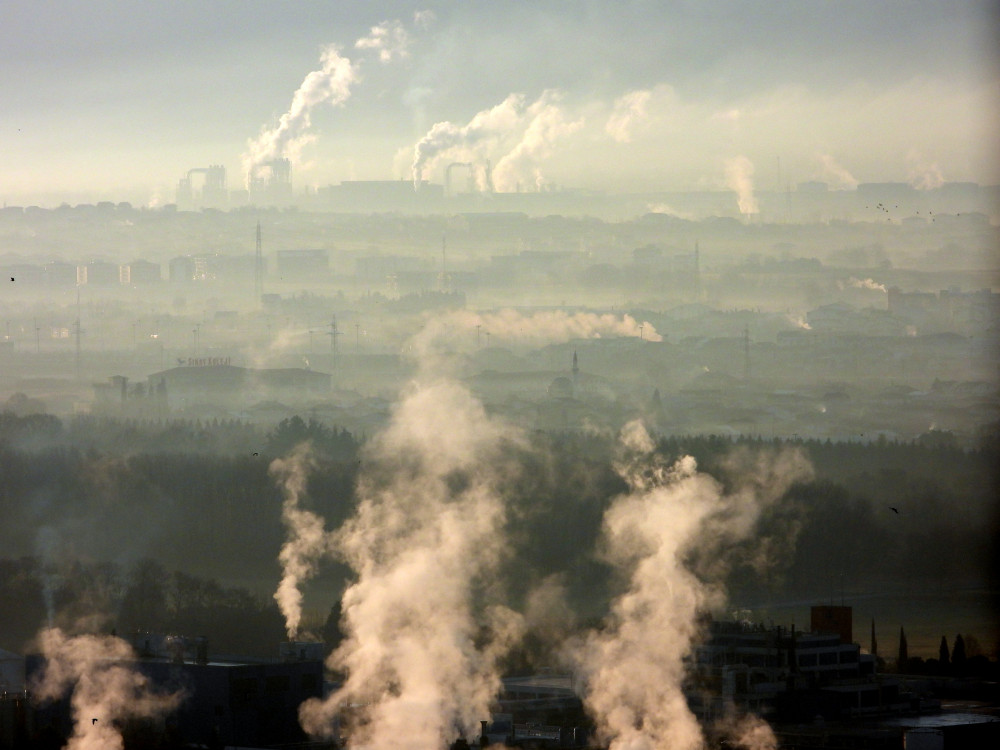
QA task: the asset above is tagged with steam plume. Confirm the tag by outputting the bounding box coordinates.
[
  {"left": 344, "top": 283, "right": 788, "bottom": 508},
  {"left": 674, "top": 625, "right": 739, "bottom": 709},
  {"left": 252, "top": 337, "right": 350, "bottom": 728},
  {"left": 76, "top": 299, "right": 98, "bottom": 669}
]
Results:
[
  {"left": 725, "top": 155, "right": 759, "bottom": 215},
  {"left": 573, "top": 421, "right": 811, "bottom": 750},
  {"left": 243, "top": 46, "right": 358, "bottom": 181},
  {"left": 31, "top": 628, "right": 182, "bottom": 750},
  {"left": 906, "top": 151, "right": 945, "bottom": 190},
  {"left": 299, "top": 380, "right": 525, "bottom": 747},
  {"left": 409, "top": 308, "right": 662, "bottom": 363},
  {"left": 271, "top": 443, "right": 333, "bottom": 640},
  {"left": 816, "top": 153, "right": 858, "bottom": 190},
  {"left": 491, "top": 92, "right": 583, "bottom": 191},
  {"left": 849, "top": 277, "right": 887, "bottom": 293},
  {"left": 606, "top": 90, "right": 652, "bottom": 143},
  {"left": 411, "top": 94, "right": 523, "bottom": 186},
  {"left": 410, "top": 91, "right": 581, "bottom": 190}
]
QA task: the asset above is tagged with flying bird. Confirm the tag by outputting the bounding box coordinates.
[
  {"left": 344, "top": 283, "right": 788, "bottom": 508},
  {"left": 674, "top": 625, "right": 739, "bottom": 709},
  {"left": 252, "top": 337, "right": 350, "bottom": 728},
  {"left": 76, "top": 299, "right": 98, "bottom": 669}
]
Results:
[
  {"left": 92, "top": 718, "right": 98, "bottom": 725},
  {"left": 890, "top": 507, "right": 899, "bottom": 514}
]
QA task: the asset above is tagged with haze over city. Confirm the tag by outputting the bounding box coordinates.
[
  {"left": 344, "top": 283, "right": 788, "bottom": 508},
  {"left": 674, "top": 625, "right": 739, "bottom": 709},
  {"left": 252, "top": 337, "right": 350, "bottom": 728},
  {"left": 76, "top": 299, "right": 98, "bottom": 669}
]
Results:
[{"left": 1, "top": 2, "right": 998, "bottom": 750}]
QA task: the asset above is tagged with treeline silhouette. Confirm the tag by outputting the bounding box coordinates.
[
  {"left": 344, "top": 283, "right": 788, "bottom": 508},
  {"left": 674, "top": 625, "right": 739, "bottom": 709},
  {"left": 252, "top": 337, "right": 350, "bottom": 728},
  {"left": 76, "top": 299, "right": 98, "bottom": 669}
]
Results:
[
  {"left": 0, "top": 556, "right": 285, "bottom": 657},
  {"left": 1, "top": 413, "right": 996, "bottom": 657}
]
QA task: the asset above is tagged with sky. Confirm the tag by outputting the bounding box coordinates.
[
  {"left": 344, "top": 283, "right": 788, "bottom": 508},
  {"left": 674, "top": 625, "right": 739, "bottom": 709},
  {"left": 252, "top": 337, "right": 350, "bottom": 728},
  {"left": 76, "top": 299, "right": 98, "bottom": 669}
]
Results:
[{"left": 1, "top": 0, "right": 998, "bottom": 207}]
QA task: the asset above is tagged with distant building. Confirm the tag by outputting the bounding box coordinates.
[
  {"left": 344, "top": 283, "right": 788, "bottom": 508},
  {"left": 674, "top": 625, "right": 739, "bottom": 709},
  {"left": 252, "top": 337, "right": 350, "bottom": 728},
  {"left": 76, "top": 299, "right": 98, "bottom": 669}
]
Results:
[
  {"left": 119, "top": 259, "right": 161, "bottom": 285},
  {"left": 146, "top": 364, "right": 331, "bottom": 413}
]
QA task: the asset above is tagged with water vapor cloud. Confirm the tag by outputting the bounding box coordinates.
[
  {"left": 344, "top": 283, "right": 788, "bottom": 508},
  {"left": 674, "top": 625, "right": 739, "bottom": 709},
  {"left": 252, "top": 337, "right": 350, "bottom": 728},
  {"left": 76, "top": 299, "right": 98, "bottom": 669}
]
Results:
[
  {"left": 299, "top": 380, "right": 525, "bottom": 748},
  {"left": 31, "top": 628, "right": 182, "bottom": 750},
  {"left": 573, "top": 422, "right": 811, "bottom": 750},
  {"left": 410, "top": 91, "right": 582, "bottom": 191},
  {"left": 271, "top": 443, "right": 334, "bottom": 640},
  {"left": 409, "top": 308, "right": 662, "bottom": 364},
  {"left": 606, "top": 90, "right": 652, "bottom": 143},
  {"left": 724, "top": 155, "right": 759, "bottom": 215},
  {"left": 243, "top": 46, "right": 358, "bottom": 181}
]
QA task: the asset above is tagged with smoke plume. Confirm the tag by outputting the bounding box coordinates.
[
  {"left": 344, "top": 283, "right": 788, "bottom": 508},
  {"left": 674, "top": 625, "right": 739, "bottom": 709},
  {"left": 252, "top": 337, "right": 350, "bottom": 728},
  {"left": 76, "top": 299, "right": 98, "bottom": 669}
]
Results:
[
  {"left": 906, "top": 151, "right": 945, "bottom": 190},
  {"left": 410, "top": 91, "right": 581, "bottom": 190},
  {"left": 491, "top": 92, "right": 583, "bottom": 192},
  {"left": 572, "top": 422, "right": 811, "bottom": 750},
  {"left": 849, "top": 277, "right": 887, "bottom": 293},
  {"left": 725, "top": 155, "right": 759, "bottom": 215},
  {"left": 31, "top": 628, "right": 182, "bottom": 750},
  {"left": 243, "top": 46, "right": 358, "bottom": 181},
  {"left": 409, "top": 308, "right": 662, "bottom": 365},
  {"left": 410, "top": 94, "right": 523, "bottom": 186},
  {"left": 298, "top": 380, "right": 525, "bottom": 747},
  {"left": 271, "top": 443, "right": 334, "bottom": 641},
  {"left": 606, "top": 90, "right": 652, "bottom": 143},
  {"left": 816, "top": 153, "right": 858, "bottom": 190}
]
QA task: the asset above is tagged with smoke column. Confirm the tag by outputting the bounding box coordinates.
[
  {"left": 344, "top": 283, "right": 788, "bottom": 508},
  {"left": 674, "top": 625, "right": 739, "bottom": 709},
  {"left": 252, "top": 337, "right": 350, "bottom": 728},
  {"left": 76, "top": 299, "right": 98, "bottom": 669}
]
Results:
[
  {"left": 298, "top": 379, "right": 524, "bottom": 748},
  {"left": 574, "top": 421, "right": 811, "bottom": 750},
  {"left": 35, "top": 526, "right": 62, "bottom": 626},
  {"left": 31, "top": 628, "right": 182, "bottom": 750},
  {"left": 725, "top": 155, "right": 759, "bottom": 215},
  {"left": 271, "top": 443, "right": 333, "bottom": 640},
  {"left": 243, "top": 45, "right": 358, "bottom": 181}
]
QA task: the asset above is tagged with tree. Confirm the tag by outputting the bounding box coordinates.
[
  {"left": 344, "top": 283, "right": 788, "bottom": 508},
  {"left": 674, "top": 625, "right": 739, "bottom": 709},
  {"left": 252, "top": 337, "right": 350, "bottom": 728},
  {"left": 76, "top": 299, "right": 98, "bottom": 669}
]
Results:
[{"left": 939, "top": 636, "right": 950, "bottom": 672}]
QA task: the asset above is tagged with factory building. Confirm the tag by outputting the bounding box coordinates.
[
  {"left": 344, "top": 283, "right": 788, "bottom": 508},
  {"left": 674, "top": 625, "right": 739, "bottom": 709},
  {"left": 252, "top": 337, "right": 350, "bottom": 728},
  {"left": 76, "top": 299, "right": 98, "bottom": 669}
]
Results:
[
  {"left": 147, "top": 364, "right": 331, "bottom": 414},
  {"left": 176, "top": 165, "right": 228, "bottom": 210}
]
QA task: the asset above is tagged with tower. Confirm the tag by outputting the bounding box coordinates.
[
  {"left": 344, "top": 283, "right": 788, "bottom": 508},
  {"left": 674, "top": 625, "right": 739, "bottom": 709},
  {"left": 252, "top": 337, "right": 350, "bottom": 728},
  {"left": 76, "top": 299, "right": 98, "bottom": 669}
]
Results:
[
  {"left": 572, "top": 350, "right": 579, "bottom": 396},
  {"left": 254, "top": 221, "right": 264, "bottom": 303}
]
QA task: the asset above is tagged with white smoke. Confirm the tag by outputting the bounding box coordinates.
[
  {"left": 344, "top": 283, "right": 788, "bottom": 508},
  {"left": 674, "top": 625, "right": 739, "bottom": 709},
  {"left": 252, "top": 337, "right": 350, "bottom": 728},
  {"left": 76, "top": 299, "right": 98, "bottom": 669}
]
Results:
[
  {"left": 492, "top": 92, "right": 584, "bottom": 192},
  {"left": 849, "top": 277, "right": 887, "bottom": 293},
  {"left": 409, "top": 308, "right": 662, "bottom": 364},
  {"left": 31, "top": 628, "right": 182, "bottom": 750},
  {"left": 298, "top": 380, "right": 526, "bottom": 748},
  {"left": 785, "top": 314, "right": 812, "bottom": 330},
  {"left": 243, "top": 45, "right": 358, "bottom": 182},
  {"left": 724, "top": 155, "right": 759, "bottom": 215},
  {"left": 410, "top": 91, "right": 581, "bottom": 191},
  {"left": 906, "top": 151, "right": 945, "bottom": 190},
  {"left": 271, "top": 443, "right": 334, "bottom": 640},
  {"left": 816, "top": 153, "right": 858, "bottom": 190},
  {"left": 35, "top": 526, "right": 63, "bottom": 627},
  {"left": 355, "top": 19, "right": 411, "bottom": 63},
  {"left": 606, "top": 89, "right": 652, "bottom": 143},
  {"left": 572, "top": 421, "right": 811, "bottom": 750}
]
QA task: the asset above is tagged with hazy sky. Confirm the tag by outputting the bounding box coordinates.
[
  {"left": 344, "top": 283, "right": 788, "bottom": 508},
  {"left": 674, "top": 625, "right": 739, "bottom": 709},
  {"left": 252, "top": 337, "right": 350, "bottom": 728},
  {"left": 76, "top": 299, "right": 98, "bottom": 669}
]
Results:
[{"left": 2, "top": 0, "right": 998, "bottom": 206}]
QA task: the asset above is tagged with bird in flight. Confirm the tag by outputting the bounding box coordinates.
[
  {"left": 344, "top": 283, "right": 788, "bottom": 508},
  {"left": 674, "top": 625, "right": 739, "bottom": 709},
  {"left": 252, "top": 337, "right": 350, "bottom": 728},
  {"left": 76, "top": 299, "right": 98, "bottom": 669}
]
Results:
[{"left": 890, "top": 507, "right": 899, "bottom": 514}]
